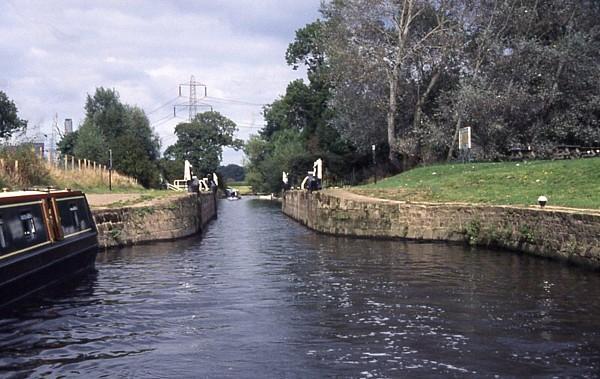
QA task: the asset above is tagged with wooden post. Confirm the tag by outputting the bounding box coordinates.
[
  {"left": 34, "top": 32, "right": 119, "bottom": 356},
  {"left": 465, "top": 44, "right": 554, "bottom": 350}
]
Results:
[
  {"left": 78, "top": 159, "right": 81, "bottom": 171},
  {"left": 71, "top": 156, "right": 75, "bottom": 170},
  {"left": 64, "top": 155, "right": 67, "bottom": 170},
  {"left": 93, "top": 161, "right": 96, "bottom": 171},
  {"left": 14, "top": 160, "right": 18, "bottom": 172}
]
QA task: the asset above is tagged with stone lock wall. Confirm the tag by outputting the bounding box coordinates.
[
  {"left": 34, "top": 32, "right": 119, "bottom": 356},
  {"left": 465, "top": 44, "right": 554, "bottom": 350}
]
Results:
[
  {"left": 92, "top": 192, "right": 217, "bottom": 249},
  {"left": 282, "top": 190, "right": 600, "bottom": 269}
]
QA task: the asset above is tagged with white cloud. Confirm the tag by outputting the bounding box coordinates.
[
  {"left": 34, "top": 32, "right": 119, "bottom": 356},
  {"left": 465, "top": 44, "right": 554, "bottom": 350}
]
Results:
[{"left": 0, "top": 0, "right": 321, "bottom": 164}]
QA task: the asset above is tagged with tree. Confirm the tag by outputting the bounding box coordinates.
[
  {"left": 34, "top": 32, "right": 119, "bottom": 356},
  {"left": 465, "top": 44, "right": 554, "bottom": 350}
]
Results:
[
  {"left": 244, "top": 130, "right": 311, "bottom": 193},
  {"left": 73, "top": 121, "right": 108, "bottom": 163},
  {"left": 158, "top": 157, "right": 184, "bottom": 184},
  {"left": 60, "top": 87, "right": 162, "bottom": 187},
  {"left": 110, "top": 106, "right": 161, "bottom": 187},
  {"left": 218, "top": 164, "right": 245, "bottom": 182},
  {"left": 441, "top": 0, "right": 600, "bottom": 159},
  {"left": 0, "top": 91, "right": 27, "bottom": 140},
  {"left": 247, "top": 18, "right": 373, "bottom": 193},
  {"left": 323, "top": 0, "right": 455, "bottom": 170},
  {"left": 56, "top": 130, "right": 79, "bottom": 156},
  {"left": 165, "top": 111, "right": 243, "bottom": 176}
]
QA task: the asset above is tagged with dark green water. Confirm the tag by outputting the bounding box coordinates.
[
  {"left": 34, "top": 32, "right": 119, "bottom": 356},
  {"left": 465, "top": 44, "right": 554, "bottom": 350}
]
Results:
[{"left": 1, "top": 198, "right": 599, "bottom": 378}]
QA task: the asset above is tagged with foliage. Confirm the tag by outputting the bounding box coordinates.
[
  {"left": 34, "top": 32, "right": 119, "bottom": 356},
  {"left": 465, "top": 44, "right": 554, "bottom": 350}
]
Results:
[
  {"left": 0, "top": 91, "right": 27, "bottom": 140},
  {"left": 320, "top": 0, "right": 600, "bottom": 169},
  {"left": 110, "top": 106, "right": 161, "bottom": 187},
  {"left": 246, "top": 20, "right": 369, "bottom": 194},
  {"left": 165, "top": 111, "right": 243, "bottom": 176},
  {"left": 0, "top": 144, "right": 51, "bottom": 188},
  {"left": 218, "top": 164, "right": 245, "bottom": 182},
  {"left": 73, "top": 121, "right": 108, "bottom": 163},
  {"left": 56, "top": 130, "right": 79, "bottom": 156},
  {"left": 286, "top": 20, "right": 325, "bottom": 73},
  {"left": 58, "top": 88, "right": 161, "bottom": 188},
  {"left": 353, "top": 158, "right": 600, "bottom": 209},
  {"left": 158, "top": 158, "right": 184, "bottom": 184}
]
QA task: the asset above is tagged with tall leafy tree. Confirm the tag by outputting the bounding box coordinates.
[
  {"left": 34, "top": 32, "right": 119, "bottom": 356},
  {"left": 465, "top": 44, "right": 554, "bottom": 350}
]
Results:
[
  {"left": 218, "top": 164, "right": 245, "bottom": 182},
  {"left": 323, "top": 0, "right": 456, "bottom": 170},
  {"left": 247, "top": 19, "right": 363, "bottom": 193},
  {"left": 165, "top": 111, "right": 243, "bottom": 176},
  {"left": 61, "top": 87, "right": 161, "bottom": 187},
  {"left": 73, "top": 121, "right": 108, "bottom": 163},
  {"left": 0, "top": 91, "right": 27, "bottom": 140},
  {"left": 56, "top": 130, "right": 79, "bottom": 156},
  {"left": 323, "top": 0, "right": 600, "bottom": 164}
]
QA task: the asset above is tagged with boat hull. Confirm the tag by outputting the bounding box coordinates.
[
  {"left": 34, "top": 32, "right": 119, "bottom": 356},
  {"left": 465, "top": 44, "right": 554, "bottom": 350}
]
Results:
[{"left": 0, "top": 231, "right": 98, "bottom": 310}]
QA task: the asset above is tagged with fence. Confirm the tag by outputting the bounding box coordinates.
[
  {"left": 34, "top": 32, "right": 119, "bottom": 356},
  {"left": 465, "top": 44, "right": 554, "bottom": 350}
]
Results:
[
  {"left": 43, "top": 152, "right": 139, "bottom": 188},
  {"left": 0, "top": 144, "right": 140, "bottom": 189}
]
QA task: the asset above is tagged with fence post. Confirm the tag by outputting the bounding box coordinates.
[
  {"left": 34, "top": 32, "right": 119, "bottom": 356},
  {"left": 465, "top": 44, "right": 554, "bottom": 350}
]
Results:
[
  {"left": 71, "top": 156, "right": 75, "bottom": 170},
  {"left": 14, "top": 160, "right": 18, "bottom": 172},
  {"left": 64, "top": 155, "right": 67, "bottom": 170},
  {"left": 78, "top": 159, "right": 81, "bottom": 171}
]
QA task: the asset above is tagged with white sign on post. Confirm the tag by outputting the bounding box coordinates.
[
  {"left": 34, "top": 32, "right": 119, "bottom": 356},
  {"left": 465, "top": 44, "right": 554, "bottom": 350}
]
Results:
[{"left": 458, "top": 127, "right": 471, "bottom": 150}]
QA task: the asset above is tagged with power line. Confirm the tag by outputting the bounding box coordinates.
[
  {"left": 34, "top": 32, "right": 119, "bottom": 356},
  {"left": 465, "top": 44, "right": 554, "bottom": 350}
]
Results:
[
  {"left": 146, "top": 96, "right": 181, "bottom": 115},
  {"left": 175, "top": 75, "right": 210, "bottom": 121},
  {"left": 206, "top": 96, "right": 267, "bottom": 107},
  {"left": 150, "top": 113, "right": 173, "bottom": 125},
  {"left": 152, "top": 116, "right": 178, "bottom": 128}
]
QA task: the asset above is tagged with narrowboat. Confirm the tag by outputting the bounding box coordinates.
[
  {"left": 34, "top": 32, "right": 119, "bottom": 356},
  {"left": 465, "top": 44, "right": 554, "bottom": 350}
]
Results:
[{"left": 0, "top": 189, "right": 98, "bottom": 309}]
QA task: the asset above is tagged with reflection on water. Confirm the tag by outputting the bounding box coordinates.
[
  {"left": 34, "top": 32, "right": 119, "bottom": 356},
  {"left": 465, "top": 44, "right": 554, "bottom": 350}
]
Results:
[{"left": 1, "top": 198, "right": 599, "bottom": 377}]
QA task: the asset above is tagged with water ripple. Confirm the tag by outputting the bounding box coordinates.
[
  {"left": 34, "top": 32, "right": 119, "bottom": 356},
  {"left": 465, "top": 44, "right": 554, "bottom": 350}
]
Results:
[{"left": 1, "top": 199, "right": 599, "bottom": 378}]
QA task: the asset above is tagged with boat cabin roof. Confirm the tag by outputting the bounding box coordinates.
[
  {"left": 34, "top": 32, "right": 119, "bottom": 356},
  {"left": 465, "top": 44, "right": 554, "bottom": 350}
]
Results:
[{"left": 0, "top": 189, "right": 85, "bottom": 204}]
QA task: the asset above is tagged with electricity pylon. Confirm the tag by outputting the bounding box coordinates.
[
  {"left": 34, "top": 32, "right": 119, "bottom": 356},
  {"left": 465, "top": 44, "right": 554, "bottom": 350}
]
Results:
[{"left": 174, "top": 75, "right": 211, "bottom": 121}]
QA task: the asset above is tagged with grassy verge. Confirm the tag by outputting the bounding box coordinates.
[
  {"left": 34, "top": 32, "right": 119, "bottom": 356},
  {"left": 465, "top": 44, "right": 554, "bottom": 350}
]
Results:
[
  {"left": 351, "top": 158, "right": 600, "bottom": 209},
  {"left": 100, "top": 190, "right": 182, "bottom": 208},
  {"left": 47, "top": 164, "right": 142, "bottom": 193},
  {"left": 226, "top": 181, "right": 253, "bottom": 195}
]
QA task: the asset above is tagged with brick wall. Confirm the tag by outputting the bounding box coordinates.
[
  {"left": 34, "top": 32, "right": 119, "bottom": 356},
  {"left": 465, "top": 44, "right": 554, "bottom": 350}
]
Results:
[
  {"left": 282, "top": 190, "right": 600, "bottom": 269},
  {"left": 93, "top": 192, "right": 217, "bottom": 249}
]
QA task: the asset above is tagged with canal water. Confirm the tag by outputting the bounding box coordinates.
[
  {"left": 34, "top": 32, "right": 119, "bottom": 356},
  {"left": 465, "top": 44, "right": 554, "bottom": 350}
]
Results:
[{"left": 1, "top": 199, "right": 599, "bottom": 378}]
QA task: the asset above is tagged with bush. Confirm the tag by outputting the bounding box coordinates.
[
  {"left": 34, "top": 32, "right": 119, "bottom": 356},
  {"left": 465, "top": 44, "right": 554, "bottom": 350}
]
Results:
[{"left": 0, "top": 144, "right": 51, "bottom": 188}]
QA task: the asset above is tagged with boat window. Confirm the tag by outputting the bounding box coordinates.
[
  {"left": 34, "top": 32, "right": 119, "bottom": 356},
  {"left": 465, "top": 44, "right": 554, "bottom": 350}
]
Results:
[
  {"left": 0, "top": 204, "right": 47, "bottom": 255},
  {"left": 69, "top": 204, "right": 80, "bottom": 230},
  {"left": 0, "top": 217, "right": 6, "bottom": 249},
  {"left": 20, "top": 212, "right": 37, "bottom": 239},
  {"left": 57, "top": 198, "right": 91, "bottom": 236}
]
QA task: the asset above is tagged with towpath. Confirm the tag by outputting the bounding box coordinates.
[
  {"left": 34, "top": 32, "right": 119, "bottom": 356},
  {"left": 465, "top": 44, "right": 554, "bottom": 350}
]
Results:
[{"left": 87, "top": 192, "right": 188, "bottom": 209}]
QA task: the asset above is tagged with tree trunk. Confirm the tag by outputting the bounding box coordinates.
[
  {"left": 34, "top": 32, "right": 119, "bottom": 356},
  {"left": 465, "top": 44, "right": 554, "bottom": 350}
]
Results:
[
  {"left": 412, "top": 70, "right": 440, "bottom": 130},
  {"left": 387, "top": 69, "right": 401, "bottom": 170},
  {"left": 446, "top": 115, "right": 462, "bottom": 161}
]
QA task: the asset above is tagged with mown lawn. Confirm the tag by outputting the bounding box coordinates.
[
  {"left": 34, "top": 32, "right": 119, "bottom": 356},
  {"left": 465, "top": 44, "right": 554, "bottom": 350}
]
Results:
[{"left": 353, "top": 158, "right": 600, "bottom": 209}]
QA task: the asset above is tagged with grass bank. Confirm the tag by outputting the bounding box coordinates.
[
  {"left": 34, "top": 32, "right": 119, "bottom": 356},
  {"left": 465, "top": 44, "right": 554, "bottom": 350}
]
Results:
[
  {"left": 352, "top": 158, "right": 600, "bottom": 209},
  {"left": 46, "top": 164, "right": 142, "bottom": 193},
  {"left": 226, "top": 181, "right": 253, "bottom": 195}
]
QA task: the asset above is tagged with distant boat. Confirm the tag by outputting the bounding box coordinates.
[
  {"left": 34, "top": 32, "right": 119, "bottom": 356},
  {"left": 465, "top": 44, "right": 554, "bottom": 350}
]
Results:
[
  {"left": 0, "top": 189, "right": 98, "bottom": 309},
  {"left": 224, "top": 188, "right": 241, "bottom": 200}
]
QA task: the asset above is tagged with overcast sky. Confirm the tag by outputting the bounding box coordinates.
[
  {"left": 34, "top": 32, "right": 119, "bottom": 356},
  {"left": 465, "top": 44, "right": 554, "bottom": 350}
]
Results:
[{"left": 0, "top": 0, "right": 321, "bottom": 165}]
